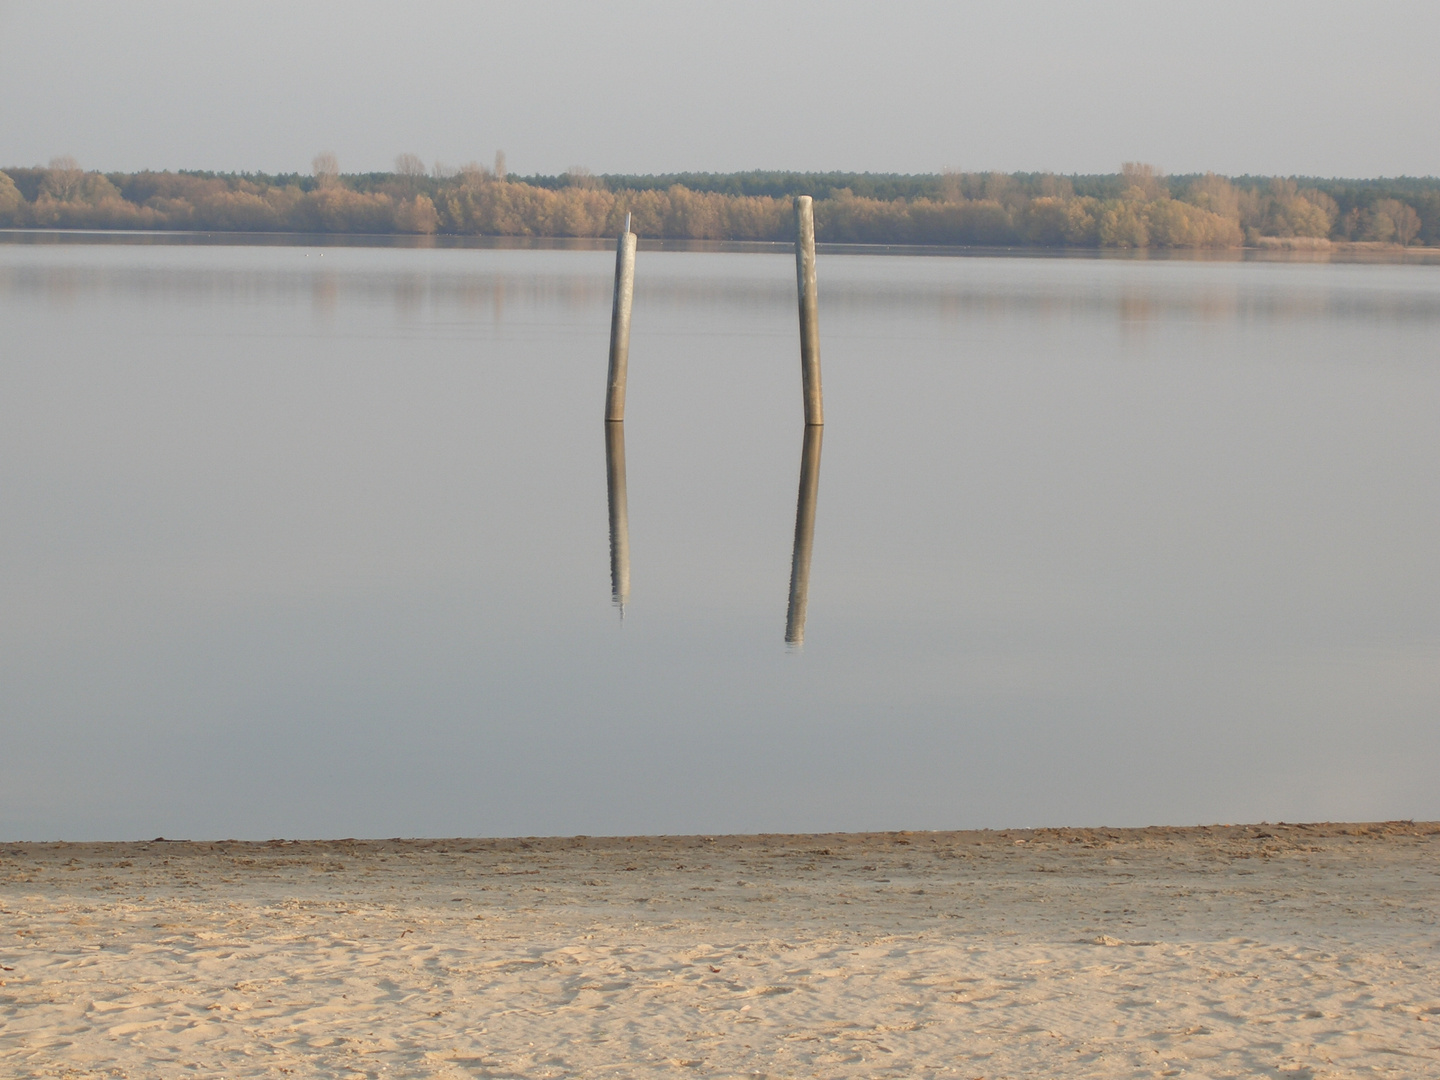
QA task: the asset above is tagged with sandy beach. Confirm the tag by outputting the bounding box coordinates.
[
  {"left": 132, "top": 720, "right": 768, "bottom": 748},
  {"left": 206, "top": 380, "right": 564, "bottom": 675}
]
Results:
[{"left": 3, "top": 823, "right": 1438, "bottom": 1078}]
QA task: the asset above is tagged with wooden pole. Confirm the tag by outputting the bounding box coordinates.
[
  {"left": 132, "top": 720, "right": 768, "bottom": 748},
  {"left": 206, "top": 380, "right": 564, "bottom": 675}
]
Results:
[
  {"left": 794, "top": 195, "right": 824, "bottom": 426},
  {"left": 785, "top": 424, "right": 824, "bottom": 646},
  {"left": 605, "top": 420, "right": 630, "bottom": 615},
  {"left": 605, "top": 213, "right": 637, "bottom": 422}
]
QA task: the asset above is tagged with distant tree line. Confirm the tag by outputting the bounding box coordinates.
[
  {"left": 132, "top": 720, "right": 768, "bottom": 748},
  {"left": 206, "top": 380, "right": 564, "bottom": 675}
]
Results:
[{"left": 2, "top": 155, "right": 1436, "bottom": 248}]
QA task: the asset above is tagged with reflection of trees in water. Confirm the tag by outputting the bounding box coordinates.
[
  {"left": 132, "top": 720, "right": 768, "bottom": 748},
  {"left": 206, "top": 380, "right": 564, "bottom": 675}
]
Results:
[
  {"left": 5, "top": 255, "right": 1440, "bottom": 327},
  {"left": 0, "top": 265, "right": 613, "bottom": 315},
  {"left": 310, "top": 272, "right": 338, "bottom": 316}
]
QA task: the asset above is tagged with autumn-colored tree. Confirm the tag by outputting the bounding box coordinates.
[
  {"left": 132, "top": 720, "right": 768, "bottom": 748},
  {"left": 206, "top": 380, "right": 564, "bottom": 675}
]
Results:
[
  {"left": 1121, "top": 162, "right": 1167, "bottom": 202},
  {"left": 913, "top": 198, "right": 1017, "bottom": 245},
  {"left": 395, "top": 194, "right": 439, "bottom": 233},
  {"left": 1369, "top": 199, "right": 1422, "bottom": 245},
  {"left": 564, "top": 165, "right": 601, "bottom": 190},
  {"left": 938, "top": 169, "right": 964, "bottom": 204},
  {"left": 1097, "top": 200, "right": 1149, "bottom": 247},
  {"left": 34, "top": 156, "right": 122, "bottom": 221},
  {"left": 393, "top": 153, "right": 427, "bottom": 198},
  {"left": 1, "top": 161, "right": 1432, "bottom": 248},
  {"left": 1393, "top": 203, "right": 1422, "bottom": 246},
  {"left": 720, "top": 194, "right": 788, "bottom": 240},
  {"left": 1251, "top": 178, "right": 1332, "bottom": 238},
  {"left": 1063, "top": 198, "right": 1101, "bottom": 245},
  {"left": 817, "top": 189, "right": 911, "bottom": 243},
  {"left": 295, "top": 187, "right": 397, "bottom": 233},
  {"left": 39, "top": 156, "right": 85, "bottom": 201},
  {"left": 1035, "top": 173, "right": 1074, "bottom": 200},
  {"left": 1145, "top": 198, "right": 1242, "bottom": 247},
  {"left": 1299, "top": 188, "right": 1339, "bottom": 227},
  {"left": 1185, "top": 174, "right": 1240, "bottom": 219},
  {"left": 1363, "top": 205, "right": 1397, "bottom": 242},
  {"left": 457, "top": 161, "right": 491, "bottom": 189},
  {"left": 312, "top": 152, "right": 339, "bottom": 189},
  {"left": 1024, "top": 198, "right": 1069, "bottom": 245},
  {"left": 0, "top": 170, "right": 22, "bottom": 223}
]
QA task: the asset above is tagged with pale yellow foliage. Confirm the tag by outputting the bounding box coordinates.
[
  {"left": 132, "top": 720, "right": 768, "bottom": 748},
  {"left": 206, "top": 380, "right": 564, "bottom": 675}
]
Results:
[
  {"left": 0, "top": 171, "right": 22, "bottom": 222},
  {"left": 1145, "top": 198, "right": 1243, "bottom": 248},
  {"left": 1186, "top": 174, "right": 1240, "bottom": 219},
  {"left": 394, "top": 153, "right": 426, "bottom": 178},
  {"left": 0, "top": 157, "right": 1420, "bottom": 248},
  {"left": 1121, "top": 163, "right": 1167, "bottom": 202},
  {"left": 1024, "top": 197, "right": 1099, "bottom": 246},
  {"left": 1369, "top": 199, "right": 1422, "bottom": 245},
  {"left": 1097, "top": 200, "right": 1149, "bottom": 247},
  {"left": 312, "top": 152, "right": 340, "bottom": 189},
  {"left": 394, "top": 195, "right": 439, "bottom": 234},
  {"left": 40, "top": 157, "right": 86, "bottom": 202}
]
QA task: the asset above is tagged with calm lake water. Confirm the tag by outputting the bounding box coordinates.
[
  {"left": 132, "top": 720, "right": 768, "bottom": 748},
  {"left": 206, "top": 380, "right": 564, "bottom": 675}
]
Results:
[{"left": 2, "top": 238, "right": 1438, "bottom": 840}]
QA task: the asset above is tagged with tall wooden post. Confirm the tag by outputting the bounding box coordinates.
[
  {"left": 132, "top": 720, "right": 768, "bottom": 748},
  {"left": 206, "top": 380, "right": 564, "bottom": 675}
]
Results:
[
  {"left": 794, "top": 195, "right": 824, "bottom": 426},
  {"left": 605, "top": 213, "right": 637, "bottom": 422}
]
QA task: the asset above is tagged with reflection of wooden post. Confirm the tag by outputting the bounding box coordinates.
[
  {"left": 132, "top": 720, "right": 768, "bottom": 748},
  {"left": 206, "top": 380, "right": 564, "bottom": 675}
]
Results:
[
  {"left": 605, "top": 421, "right": 630, "bottom": 614},
  {"left": 785, "top": 424, "right": 823, "bottom": 645},
  {"left": 605, "top": 214, "right": 637, "bottom": 422},
  {"left": 794, "top": 195, "right": 824, "bottom": 426}
]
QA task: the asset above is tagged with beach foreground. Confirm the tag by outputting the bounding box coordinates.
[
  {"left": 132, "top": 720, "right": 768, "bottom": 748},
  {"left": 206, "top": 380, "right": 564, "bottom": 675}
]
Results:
[{"left": 3, "top": 824, "right": 1438, "bottom": 1079}]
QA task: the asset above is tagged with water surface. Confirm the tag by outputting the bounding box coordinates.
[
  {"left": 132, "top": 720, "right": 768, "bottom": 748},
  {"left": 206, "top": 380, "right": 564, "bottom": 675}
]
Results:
[{"left": 2, "top": 240, "right": 1438, "bottom": 838}]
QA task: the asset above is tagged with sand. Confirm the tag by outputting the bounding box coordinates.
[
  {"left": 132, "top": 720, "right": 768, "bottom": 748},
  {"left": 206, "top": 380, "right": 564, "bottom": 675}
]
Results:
[{"left": 3, "top": 823, "right": 1439, "bottom": 1079}]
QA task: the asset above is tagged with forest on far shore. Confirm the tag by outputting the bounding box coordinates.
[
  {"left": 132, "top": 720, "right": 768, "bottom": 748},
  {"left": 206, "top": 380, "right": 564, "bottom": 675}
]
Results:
[{"left": 2, "top": 155, "right": 1437, "bottom": 249}]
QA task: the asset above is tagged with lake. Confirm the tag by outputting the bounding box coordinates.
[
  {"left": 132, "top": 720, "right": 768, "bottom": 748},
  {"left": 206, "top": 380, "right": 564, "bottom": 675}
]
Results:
[{"left": 2, "top": 237, "right": 1438, "bottom": 840}]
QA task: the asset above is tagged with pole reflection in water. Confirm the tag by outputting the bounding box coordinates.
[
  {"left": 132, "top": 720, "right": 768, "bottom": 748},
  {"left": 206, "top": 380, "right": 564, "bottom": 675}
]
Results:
[
  {"left": 604, "top": 421, "right": 630, "bottom": 616},
  {"left": 785, "top": 424, "right": 824, "bottom": 646}
]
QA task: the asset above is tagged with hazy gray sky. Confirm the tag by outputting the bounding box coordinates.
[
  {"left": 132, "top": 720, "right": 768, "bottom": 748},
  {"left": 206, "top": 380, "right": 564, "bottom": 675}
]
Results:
[{"left": 2, "top": 0, "right": 1437, "bottom": 178}]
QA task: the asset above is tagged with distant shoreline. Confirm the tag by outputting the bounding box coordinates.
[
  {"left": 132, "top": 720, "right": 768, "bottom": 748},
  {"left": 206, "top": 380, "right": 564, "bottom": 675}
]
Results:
[
  {"left": 4, "top": 164, "right": 1437, "bottom": 252},
  {"left": 6, "top": 820, "right": 1434, "bottom": 847}
]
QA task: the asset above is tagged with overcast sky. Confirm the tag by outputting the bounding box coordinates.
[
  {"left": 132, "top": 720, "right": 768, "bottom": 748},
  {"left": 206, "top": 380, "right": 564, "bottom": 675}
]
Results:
[{"left": 2, "top": 0, "right": 1436, "bottom": 179}]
